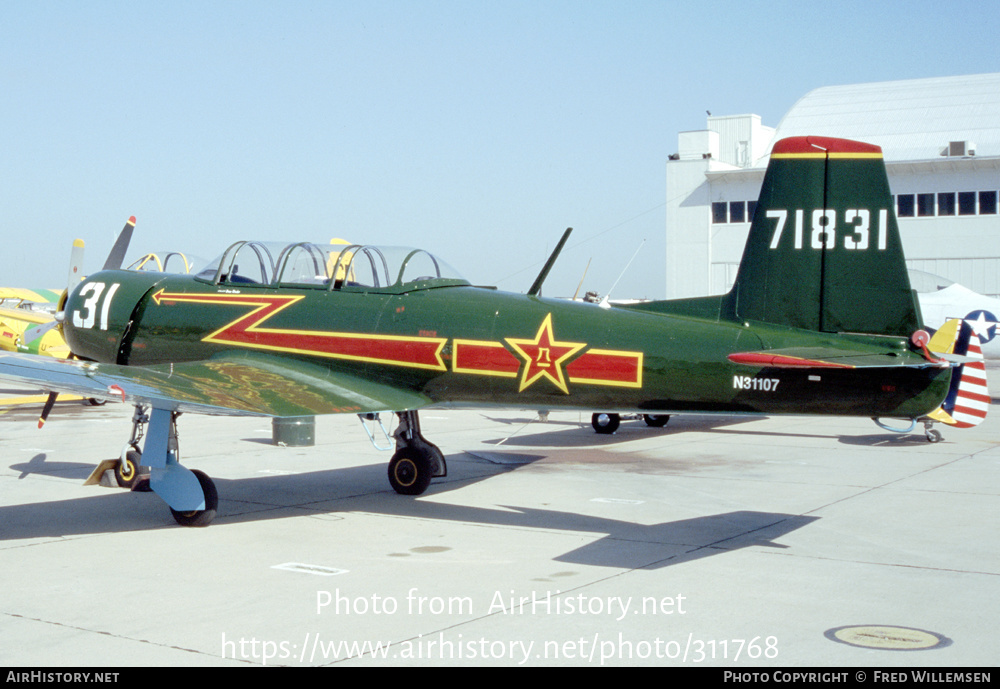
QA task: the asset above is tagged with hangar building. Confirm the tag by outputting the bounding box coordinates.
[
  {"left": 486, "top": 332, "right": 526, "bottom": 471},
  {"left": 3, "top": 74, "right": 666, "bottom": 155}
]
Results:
[{"left": 665, "top": 73, "right": 1000, "bottom": 300}]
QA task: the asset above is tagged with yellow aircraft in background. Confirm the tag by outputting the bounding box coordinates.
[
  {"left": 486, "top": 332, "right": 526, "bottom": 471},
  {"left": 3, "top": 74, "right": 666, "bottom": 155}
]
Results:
[
  {"left": 0, "top": 235, "right": 84, "bottom": 359},
  {"left": 0, "top": 225, "right": 132, "bottom": 413},
  {"left": 0, "top": 304, "right": 69, "bottom": 358}
]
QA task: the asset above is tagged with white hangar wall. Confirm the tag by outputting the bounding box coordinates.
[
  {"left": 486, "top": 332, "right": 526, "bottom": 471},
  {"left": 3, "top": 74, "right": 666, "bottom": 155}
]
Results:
[{"left": 664, "top": 73, "right": 1000, "bottom": 299}]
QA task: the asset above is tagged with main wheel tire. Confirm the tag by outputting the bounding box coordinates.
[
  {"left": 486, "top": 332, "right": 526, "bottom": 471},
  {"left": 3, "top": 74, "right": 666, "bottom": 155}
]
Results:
[
  {"left": 388, "top": 447, "right": 434, "bottom": 495},
  {"left": 591, "top": 413, "right": 620, "bottom": 434},
  {"left": 170, "top": 469, "right": 218, "bottom": 527},
  {"left": 115, "top": 450, "right": 143, "bottom": 489},
  {"left": 643, "top": 414, "right": 670, "bottom": 428}
]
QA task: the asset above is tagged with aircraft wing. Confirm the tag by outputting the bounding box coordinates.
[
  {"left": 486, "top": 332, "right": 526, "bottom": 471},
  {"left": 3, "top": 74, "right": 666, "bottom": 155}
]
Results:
[
  {"left": 728, "top": 346, "right": 952, "bottom": 369},
  {"left": 0, "top": 306, "right": 54, "bottom": 326},
  {"left": 0, "top": 288, "right": 63, "bottom": 303},
  {"left": 0, "top": 351, "right": 431, "bottom": 417}
]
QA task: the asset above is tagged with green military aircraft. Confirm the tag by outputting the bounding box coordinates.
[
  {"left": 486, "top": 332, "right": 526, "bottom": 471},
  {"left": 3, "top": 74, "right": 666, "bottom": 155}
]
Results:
[{"left": 0, "top": 136, "right": 987, "bottom": 527}]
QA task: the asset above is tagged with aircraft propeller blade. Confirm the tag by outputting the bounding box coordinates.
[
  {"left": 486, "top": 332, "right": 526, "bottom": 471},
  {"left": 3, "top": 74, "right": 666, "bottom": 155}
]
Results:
[
  {"left": 66, "top": 238, "right": 85, "bottom": 291},
  {"left": 37, "top": 391, "right": 58, "bottom": 429},
  {"left": 102, "top": 216, "right": 136, "bottom": 271}
]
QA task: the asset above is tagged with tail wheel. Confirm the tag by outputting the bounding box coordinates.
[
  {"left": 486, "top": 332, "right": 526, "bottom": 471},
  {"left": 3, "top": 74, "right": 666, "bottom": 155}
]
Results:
[
  {"left": 591, "top": 413, "right": 620, "bottom": 434},
  {"left": 115, "top": 450, "right": 143, "bottom": 489},
  {"left": 388, "top": 447, "right": 433, "bottom": 495},
  {"left": 643, "top": 414, "right": 670, "bottom": 428},
  {"left": 170, "top": 470, "right": 218, "bottom": 527}
]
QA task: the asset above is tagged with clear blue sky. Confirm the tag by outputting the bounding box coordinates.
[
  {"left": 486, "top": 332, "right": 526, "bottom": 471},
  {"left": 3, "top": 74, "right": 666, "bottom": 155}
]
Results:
[{"left": 2, "top": 0, "right": 997, "bottom": 298}]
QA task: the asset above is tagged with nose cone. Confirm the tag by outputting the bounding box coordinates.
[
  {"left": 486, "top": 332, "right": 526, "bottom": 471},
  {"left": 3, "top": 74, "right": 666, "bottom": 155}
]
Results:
[{"left": 62, "top": 271, "right": 162, "bottom": 364}]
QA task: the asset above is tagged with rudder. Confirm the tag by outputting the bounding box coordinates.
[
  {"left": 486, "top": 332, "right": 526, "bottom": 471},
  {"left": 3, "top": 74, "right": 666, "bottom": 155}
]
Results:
[{"left": 926, "top": 319, "right": 989, "bottom": 428}]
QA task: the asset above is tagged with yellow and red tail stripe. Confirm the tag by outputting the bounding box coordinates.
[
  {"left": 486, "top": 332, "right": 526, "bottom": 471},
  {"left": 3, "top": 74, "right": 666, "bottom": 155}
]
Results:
[{"left": 770, "top": 136, "right": 884, "bottom": 160}]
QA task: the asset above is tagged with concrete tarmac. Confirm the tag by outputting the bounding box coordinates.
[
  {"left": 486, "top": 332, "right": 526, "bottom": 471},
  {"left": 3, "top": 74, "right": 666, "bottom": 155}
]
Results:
[{"left": 1, "top": 375, "right": 997, "bottom": 667}]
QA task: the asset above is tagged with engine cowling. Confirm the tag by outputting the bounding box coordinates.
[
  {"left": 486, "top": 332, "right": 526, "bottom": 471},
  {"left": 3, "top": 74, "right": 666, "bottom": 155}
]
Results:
[{"left": 62, "top": 271, "right": 164, "bottom": 363}]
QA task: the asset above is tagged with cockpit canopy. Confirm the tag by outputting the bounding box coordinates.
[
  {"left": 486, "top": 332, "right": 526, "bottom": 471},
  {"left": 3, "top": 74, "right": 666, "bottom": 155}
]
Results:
[{"left": 195, "top": 241, "right": 469, "bottom": 293}]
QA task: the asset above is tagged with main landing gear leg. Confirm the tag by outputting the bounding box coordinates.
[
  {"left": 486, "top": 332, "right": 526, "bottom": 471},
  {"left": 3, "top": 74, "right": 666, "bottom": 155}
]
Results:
[
  {"left": 387, "top": 410, "right": 447, "bottom": 495},
  {"left": 137, "top": 406, "right": 218, "bottom": 526}
]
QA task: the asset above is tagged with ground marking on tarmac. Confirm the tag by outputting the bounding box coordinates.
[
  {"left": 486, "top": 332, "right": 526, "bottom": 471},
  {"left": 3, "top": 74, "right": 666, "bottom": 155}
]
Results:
[
  {"left": 591, "top": 497, "right": 644, "bottom": 505},
  {"left": 272, "top": 563, "right": 348, "bottom": 576},
  {"left": 824, "top": 625, "right": 949, "bottom": 650}
]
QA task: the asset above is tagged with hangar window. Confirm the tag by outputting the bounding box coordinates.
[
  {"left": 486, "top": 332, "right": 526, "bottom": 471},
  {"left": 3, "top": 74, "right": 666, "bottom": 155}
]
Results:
[
  {"left": 917, "top": 193, "right": 935, "bottom": 217},
  {"left": 958, "top": 192, "right": 977, "bottom": 215},
  {"left": 712, "top": 202, "right": 728, "bottom": 223},
  {"left": 747, "top": 200, "right": 756, "bottom": 219},
  {"left": 729, "top": 201, "right": 745, "bottom": 223},
  {"left": 937, "top": 192, "right": 956, "bottom": 216},
  {"left": 980, "top": 191, "right": 998, "bottom": 215},
  {"left": 896, "top": 194, "right": 915, "bottom": 217}
]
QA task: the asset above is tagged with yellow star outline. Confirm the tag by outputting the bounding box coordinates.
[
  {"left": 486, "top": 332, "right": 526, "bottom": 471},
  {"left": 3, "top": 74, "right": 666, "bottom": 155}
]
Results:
[{"left": 505, "top": 313, "right": 586, "bottom": 393}]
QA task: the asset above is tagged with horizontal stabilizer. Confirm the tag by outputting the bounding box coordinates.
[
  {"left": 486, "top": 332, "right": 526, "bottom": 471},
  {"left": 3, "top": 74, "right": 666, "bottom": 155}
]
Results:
[{"left": 729, "top": 347, "right": 952, "bottom": 370}]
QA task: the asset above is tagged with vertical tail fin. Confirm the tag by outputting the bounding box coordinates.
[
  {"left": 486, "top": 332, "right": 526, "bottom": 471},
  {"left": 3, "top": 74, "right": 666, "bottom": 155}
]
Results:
[{"left": 724, "top": 136, "right": 921, "bottom": 337}]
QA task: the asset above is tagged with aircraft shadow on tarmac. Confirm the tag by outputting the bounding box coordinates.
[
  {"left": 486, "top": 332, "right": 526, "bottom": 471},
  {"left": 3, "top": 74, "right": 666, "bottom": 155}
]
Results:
[
  {"left": 480, "top": 413, "right": 932, "bottom": 448},
  {"left": 481, "top": 414, "right": 763, "bottom": 448},
  {"left": 2, "top": 453, "right": 817, "bottom": 570},
  {"left": 10, "top": 453, "right": 96, "bottom": 481}
]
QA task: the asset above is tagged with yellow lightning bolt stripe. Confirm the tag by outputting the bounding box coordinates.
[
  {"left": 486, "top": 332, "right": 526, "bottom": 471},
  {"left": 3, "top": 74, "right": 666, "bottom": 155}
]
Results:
[{"left": 152, "top": 290, "right": 448, "bottom": 371}]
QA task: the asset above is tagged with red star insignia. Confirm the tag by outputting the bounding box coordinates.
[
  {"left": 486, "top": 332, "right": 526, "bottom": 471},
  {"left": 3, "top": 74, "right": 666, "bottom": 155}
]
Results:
[{"left": 505, "top": 314, "right": 586, "bottom": 393}]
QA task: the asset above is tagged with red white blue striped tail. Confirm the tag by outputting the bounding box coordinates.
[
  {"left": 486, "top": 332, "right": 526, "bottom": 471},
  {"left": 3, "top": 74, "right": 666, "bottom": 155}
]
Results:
[{"left": 931, "top": 320, "right": 989, "bottom": 428}]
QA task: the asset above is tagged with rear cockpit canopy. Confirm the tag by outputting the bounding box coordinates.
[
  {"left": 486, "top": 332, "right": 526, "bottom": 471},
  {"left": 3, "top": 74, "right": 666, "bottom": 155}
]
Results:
[{"left": 195, "top": 241, "right": 469, "bottom": 293}]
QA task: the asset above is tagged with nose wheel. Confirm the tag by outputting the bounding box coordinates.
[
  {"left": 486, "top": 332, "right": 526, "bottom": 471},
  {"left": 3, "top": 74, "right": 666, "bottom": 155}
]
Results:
[{"left": 114, "top": 448, "right": 145, "bottom": 489}]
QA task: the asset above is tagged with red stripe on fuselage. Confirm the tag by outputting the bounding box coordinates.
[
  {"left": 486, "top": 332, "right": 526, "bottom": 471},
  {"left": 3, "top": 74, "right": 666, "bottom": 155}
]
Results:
[
  {"left": 566, "top": 350, "right": 643, "bottom": 387},
  {"left": 452, "top": 341, "right": 520, "bottom": 377}
]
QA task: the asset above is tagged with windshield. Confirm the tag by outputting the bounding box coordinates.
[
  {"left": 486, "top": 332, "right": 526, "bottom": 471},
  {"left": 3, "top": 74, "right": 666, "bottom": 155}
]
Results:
[{"left": 196, "top": 241, "right": 468, "bottom": 292}]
